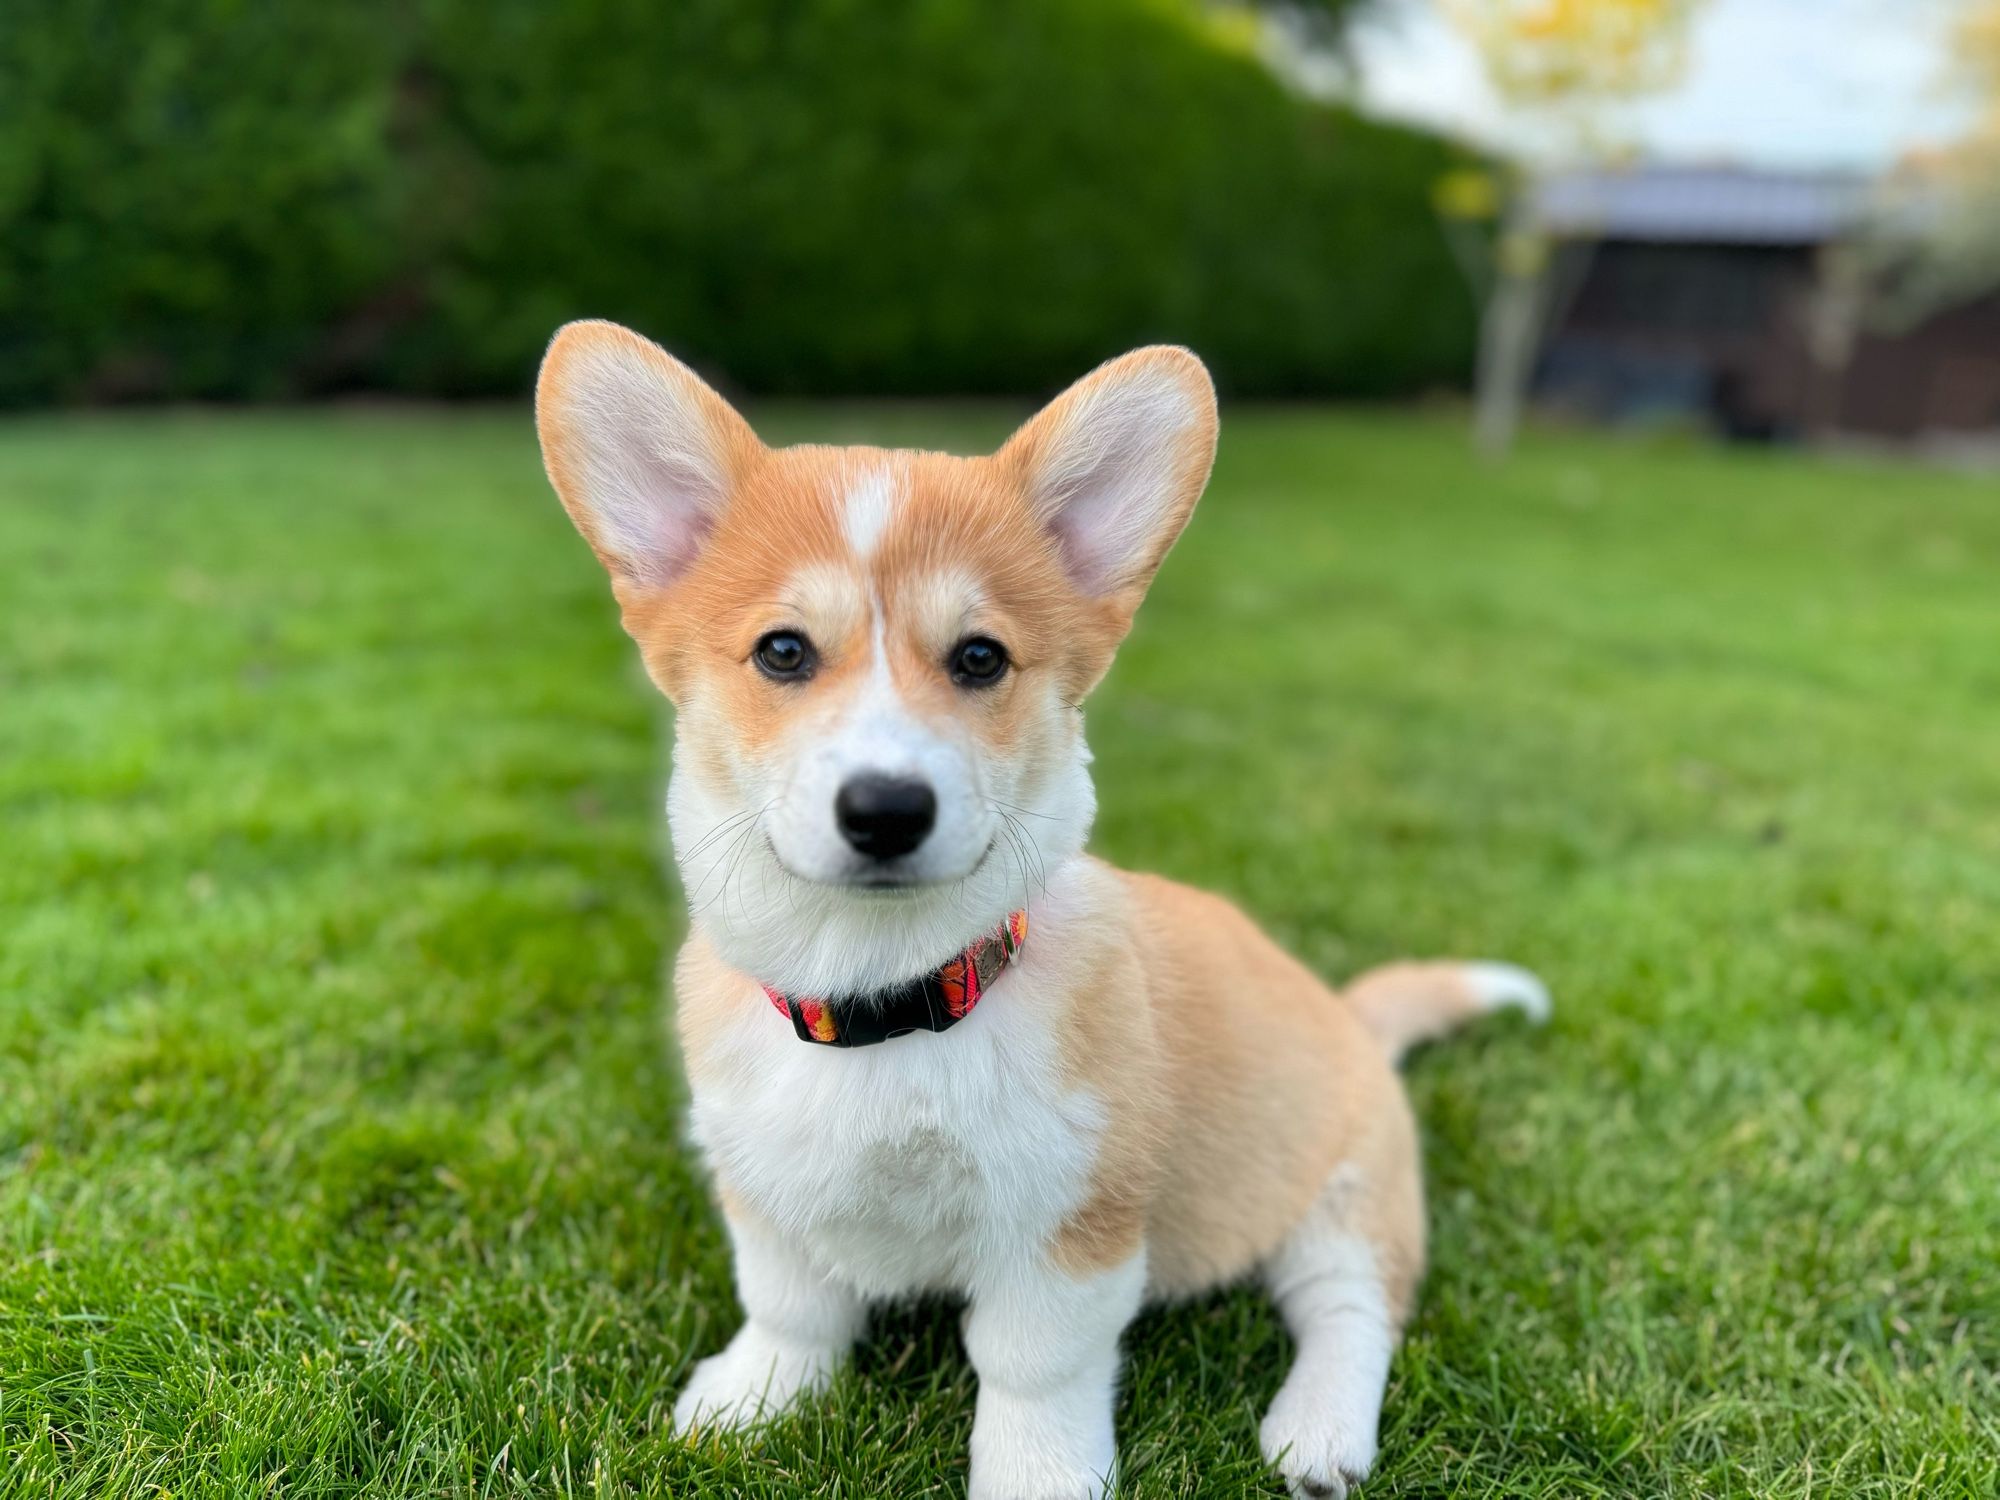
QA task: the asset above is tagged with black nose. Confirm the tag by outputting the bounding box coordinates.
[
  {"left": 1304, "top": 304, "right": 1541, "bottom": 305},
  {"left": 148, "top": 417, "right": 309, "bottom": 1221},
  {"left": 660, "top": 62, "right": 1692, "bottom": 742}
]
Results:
[{"left": 835, "top": 775, "right": 937, "bottom": 861}]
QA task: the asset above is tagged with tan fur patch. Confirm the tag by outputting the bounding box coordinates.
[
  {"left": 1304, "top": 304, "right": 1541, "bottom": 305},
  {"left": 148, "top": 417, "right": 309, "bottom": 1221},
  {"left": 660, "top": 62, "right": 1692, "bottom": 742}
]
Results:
[{"left": 1034, "top": 866, "right": 1428, "bottom": 1299}]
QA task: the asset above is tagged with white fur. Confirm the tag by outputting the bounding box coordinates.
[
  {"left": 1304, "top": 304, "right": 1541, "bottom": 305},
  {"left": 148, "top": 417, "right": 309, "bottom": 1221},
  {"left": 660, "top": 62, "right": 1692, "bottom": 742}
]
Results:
[
  {"left": 674, "top": 1211, "right": 867, "bottom": 1431},
  {"left": 672, "top": 856, "right": 1144, "bottom": 1500},
  {"left": 1463, "top": 960, "right": 1553, "bottom": 1025},
  {"left": 841, "top": 466, "right": 896, "bottom": 559},
  {"left": 677, "top": 861, "right": 1140, "bottom": 1500},
  {"left": 965, "top": 1248, "right": 1145, "bottom": 1500},
  {"left": 683, "top": 858, "right": 1113, "bottom": 1295},
  {"left": 761, "top": 608, "right": 989, "bottom": 890},
  {"left": 667, "top": 647, "right": 1095, "bottom": 1002},
  {"left": 1258, "top": 1172, "right": 1396, "bottom": 1500}
]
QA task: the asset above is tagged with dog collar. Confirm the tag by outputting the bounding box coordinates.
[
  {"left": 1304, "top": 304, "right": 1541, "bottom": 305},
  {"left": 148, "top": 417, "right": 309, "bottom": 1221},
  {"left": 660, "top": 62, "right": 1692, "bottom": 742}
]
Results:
[{"left": 762, "top": 911, "right": 1029, "bottom": 1048}]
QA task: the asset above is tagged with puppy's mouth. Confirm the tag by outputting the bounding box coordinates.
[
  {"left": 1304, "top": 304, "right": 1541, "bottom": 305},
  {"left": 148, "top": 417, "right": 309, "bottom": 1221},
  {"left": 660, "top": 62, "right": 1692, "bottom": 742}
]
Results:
[{"left": 765, "top": 832, "right": 995, "bottom": 895}]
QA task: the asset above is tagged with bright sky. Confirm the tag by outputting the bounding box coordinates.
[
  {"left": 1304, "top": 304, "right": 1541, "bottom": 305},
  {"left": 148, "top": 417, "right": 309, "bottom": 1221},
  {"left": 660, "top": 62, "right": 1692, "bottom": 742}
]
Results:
[{"left": 1350, "top": 0, "right": 1975, "bottom": 170}]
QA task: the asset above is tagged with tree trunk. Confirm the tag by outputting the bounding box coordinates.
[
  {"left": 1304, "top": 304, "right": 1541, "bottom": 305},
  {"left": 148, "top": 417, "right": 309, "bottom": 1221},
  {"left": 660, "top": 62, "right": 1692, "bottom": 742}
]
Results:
[
  {"left": 1471, "top": 191, "right": 1558, "bottom": 462},
  {"left": 1474, "top": 249, "right": 1549, "bottom": 461}
]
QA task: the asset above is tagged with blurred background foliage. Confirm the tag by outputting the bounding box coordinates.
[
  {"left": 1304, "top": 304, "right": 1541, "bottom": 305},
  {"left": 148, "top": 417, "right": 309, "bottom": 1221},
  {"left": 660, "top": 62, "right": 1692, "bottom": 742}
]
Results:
[{"left": 0, "top": 0, "right": 1470, "bottom": 406}]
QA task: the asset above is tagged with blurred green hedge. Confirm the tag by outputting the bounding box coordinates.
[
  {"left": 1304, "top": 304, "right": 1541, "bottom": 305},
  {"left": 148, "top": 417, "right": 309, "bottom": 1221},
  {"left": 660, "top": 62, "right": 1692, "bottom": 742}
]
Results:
[{"left": 0, "top": 0, "right": 1472, "bottom": 403}]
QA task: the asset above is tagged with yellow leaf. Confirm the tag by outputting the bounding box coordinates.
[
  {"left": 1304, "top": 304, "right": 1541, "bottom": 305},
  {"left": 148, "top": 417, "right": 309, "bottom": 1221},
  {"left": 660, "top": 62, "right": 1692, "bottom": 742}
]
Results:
[
  {"left": 1434, "top": 168, "right": 1504, "bottom": 221},
  {"left": 1442, "top": 0, "right": 1701, "bottom": 117}
]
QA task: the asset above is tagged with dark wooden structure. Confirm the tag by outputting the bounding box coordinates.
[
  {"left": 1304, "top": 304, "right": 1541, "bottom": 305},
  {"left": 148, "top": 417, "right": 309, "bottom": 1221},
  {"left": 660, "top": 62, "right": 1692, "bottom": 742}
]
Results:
[{"left": 1531, "top": 167, "right": 2000, "bottom": 443}]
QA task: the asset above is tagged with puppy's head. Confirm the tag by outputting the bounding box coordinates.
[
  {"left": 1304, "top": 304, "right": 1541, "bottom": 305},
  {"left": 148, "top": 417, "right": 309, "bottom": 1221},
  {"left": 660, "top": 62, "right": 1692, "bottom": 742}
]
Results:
[{"left": 536, "top": 321, "right": 1215, "bottom": 992}]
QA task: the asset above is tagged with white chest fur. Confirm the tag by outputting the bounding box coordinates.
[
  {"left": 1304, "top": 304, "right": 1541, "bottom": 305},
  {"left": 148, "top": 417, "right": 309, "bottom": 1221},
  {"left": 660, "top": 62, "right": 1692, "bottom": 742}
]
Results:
[{"left": 683, "top": 937, "right": 1108, "bottom": 1301}]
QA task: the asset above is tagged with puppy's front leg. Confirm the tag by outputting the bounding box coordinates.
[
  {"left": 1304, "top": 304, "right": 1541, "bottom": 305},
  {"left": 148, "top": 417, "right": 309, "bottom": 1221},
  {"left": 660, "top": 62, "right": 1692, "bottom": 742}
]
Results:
[
  {"left": 964, "top": 1246, "right": 1146, "bottom": 1500},
  {"left": 673, "top": 1206, "right": 865, "bottom": 1434}
]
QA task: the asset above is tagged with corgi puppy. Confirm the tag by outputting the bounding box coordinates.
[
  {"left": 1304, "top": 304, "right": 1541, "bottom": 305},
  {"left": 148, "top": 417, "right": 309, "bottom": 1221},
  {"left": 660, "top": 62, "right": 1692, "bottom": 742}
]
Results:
[{"left": 535, "top": 321, "right": 1549, "bottom": 1500}]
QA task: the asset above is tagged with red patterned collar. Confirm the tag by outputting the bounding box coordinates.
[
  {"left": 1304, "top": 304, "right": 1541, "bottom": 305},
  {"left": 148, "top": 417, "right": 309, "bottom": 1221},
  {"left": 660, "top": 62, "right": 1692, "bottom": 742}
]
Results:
[{"left": 762, "top": 911, "right": 1029, "bottom": 1047}]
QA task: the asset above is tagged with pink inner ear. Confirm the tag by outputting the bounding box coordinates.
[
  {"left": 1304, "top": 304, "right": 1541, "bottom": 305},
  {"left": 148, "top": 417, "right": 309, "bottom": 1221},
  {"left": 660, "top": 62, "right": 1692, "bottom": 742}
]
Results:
[
  {"left": 1032, "top": 381, "right": 1201, "bottom": 597},
  {"left": 590, "top": 442, "right": 723, "bottom": 586},
  {"left": 1048, "top": 488, "right": 1154, "bottom": 596},
  {"left": 558, "top": 361, "right": 734, "bottom": 586}
]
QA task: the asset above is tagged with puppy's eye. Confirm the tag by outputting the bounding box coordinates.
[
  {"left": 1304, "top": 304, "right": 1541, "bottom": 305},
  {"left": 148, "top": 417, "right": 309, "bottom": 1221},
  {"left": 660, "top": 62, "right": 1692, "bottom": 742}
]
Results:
[
  {"left": 753, "top": 630, "right": 816, "bottom": 681},
  {"left": 949, "top": 637, "right": 1009, "bottom": 687}
]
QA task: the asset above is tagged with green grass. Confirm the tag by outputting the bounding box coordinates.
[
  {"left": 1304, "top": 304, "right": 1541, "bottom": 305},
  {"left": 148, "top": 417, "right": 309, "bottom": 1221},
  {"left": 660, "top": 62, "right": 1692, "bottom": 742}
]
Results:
[{"left": 3, "top": 405, "right": 1997, "bottom": 1498}]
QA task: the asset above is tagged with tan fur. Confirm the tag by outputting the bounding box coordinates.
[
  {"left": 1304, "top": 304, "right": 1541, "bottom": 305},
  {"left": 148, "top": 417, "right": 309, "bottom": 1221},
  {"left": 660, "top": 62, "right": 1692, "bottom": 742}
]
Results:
[
  {"left": 1128, "top": 874, "right": 1416, "bottom": 1295},
  {"left": 1037, "top": 870, "right": 1427, "bottom": 1299},
  {"left": 1343, "top": 961, "right": 1499, "bottom": 1066}
]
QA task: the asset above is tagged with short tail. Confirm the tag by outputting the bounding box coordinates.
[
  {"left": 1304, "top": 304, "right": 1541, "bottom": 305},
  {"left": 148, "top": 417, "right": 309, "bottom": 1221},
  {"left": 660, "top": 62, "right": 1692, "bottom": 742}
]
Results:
[{"left": 1342, "top": 960, "right": 1551, "bottom": 1064}]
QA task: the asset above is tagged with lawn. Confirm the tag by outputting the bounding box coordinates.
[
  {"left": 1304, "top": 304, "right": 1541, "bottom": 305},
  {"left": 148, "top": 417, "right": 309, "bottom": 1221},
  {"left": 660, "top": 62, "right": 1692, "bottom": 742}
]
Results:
[{"left": 2, "top": 405, "right": 1996, "bottom": 1499}]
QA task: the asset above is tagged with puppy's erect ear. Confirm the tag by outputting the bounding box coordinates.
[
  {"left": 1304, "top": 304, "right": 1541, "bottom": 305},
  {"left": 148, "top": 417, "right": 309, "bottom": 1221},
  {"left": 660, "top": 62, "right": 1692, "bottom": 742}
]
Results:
[
  {"left": 998, "top": 346, "right": 1218, "bottom": 612},
  {"left": 535, "top": 321, "right": 760, "bottom": 589}
]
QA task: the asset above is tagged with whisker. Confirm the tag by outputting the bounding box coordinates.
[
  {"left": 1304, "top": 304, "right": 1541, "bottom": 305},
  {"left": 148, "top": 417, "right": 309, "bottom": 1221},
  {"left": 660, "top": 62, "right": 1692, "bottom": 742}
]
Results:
[
  {"left": 988, "top": 797, "right": 1062, "bottom": 823},
  {"left": 998, "top": 812, "right": 1045, "bottom": 908},
  {"left": 1026, "top": 822, "right": 1049, "bottom": 896},
  {"left": 676, "top": 804, "right": 760, "bottom": 900},
  {"left": 1000, "top": 816, "right": 1048, "bottom": 900},
  {"left": 676, "top": 807, "right": 758, "bottom": 865},
  {"left": 687, "top": 811, "right": 767, "bottom": 918}
]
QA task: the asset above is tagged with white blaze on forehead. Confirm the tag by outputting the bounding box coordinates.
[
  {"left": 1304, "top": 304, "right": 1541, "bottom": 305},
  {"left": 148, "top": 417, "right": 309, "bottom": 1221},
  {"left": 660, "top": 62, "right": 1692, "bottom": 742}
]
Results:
[{"left": 842, "top": 466, "right": 897, "bottom": 560}]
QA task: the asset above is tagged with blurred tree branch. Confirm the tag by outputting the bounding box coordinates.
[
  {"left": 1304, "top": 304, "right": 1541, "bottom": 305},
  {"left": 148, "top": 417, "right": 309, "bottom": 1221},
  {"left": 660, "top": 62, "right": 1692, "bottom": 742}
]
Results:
[
  {"left": 1433, "top": 0, "right": 1705, "bottom": 458},
  {"left": 1206, "top": 0, "right": 1383, "bottom": 87},
  {"left": 1844, "top": 2, "right": 2000, "bottom": 335}
]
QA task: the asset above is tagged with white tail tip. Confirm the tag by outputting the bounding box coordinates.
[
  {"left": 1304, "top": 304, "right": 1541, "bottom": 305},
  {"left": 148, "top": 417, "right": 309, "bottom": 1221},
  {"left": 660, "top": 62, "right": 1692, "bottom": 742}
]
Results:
[{"left": 1462, "top": 962, "right": 1553, "bottom": 1025}]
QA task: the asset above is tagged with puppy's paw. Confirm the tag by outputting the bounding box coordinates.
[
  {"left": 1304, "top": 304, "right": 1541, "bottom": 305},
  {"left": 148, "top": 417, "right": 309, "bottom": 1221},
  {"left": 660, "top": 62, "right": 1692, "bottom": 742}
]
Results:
[
  {"left": 966, "top": 1454, "right": 1112, "bottom": 1500},
  {"left": 672, "top": 1326, "right": 839, "bottom": 1436},
  {"left": 1259, "top": 1387, "right": 1376, "bottom": 1500},
  {"left": 968, "top": 1387, "right": 1115, "bottom": 1500}
]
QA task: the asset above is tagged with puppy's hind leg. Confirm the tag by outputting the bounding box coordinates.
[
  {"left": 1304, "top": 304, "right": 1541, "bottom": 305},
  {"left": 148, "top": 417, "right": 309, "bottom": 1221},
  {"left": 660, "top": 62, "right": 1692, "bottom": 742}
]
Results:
[{"left": 1257, "top": 1106, "right": 1425, "bottom": 1500}]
